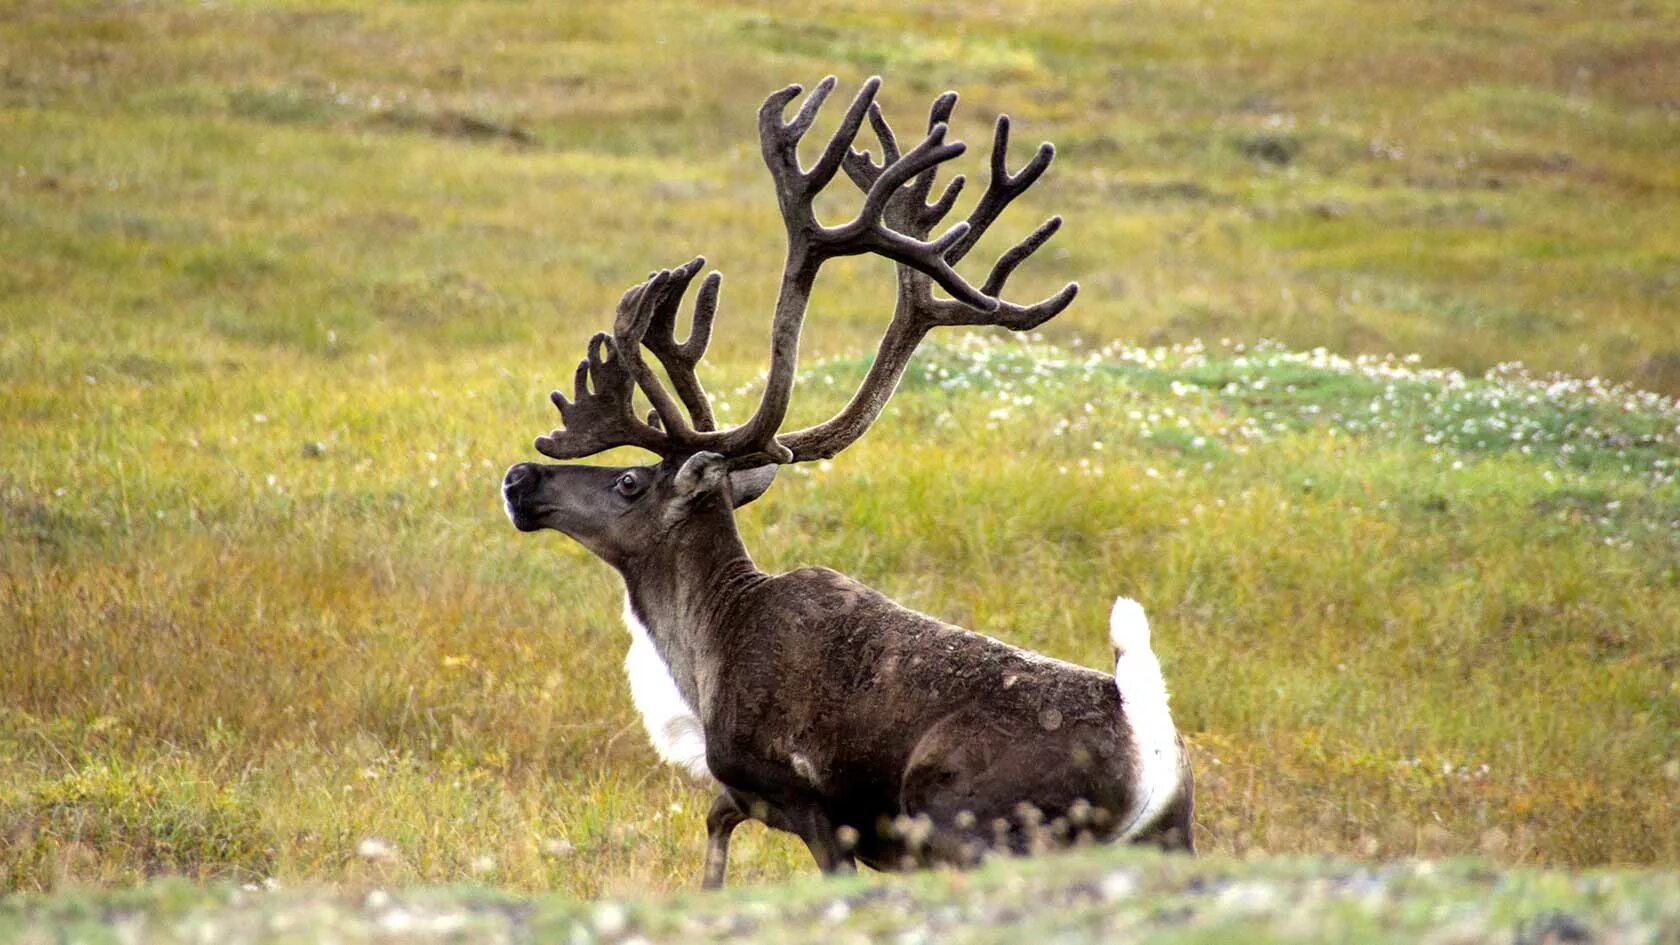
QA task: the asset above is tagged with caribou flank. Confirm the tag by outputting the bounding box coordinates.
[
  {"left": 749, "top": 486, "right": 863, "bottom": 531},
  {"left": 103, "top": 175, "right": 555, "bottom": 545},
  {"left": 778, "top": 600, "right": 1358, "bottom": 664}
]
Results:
[{"left": 503, "top": 76, "right": 1193, "bottom": 887}]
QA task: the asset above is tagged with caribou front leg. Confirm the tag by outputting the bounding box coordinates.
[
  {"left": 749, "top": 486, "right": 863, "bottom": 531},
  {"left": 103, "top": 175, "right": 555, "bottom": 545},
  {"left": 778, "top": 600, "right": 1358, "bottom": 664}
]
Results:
[
  {"left": 702, "top": 792, "right": 746, "bottom": 889},
  {"left": 703, "top": 788, "right": 854, "bottom": 886}
]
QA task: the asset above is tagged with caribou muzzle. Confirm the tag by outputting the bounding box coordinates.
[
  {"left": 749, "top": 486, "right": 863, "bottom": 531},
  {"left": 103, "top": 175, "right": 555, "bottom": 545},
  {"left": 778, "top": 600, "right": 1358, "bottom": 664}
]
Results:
[{"left": 501, "top": 462, "right": 544, "bottom": 531}]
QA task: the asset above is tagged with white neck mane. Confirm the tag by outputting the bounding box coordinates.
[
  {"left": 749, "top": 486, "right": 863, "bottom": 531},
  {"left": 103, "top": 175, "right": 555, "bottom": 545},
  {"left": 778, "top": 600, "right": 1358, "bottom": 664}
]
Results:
[{"left": 621, "top": 596, "right": 713, "bottom": 782}]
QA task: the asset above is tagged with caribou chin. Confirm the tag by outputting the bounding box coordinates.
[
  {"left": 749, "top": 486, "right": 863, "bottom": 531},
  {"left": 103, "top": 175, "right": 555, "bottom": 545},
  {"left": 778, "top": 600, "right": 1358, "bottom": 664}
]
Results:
[{"left": 506, "top": 76, "right": 1192, "bottom": 889}]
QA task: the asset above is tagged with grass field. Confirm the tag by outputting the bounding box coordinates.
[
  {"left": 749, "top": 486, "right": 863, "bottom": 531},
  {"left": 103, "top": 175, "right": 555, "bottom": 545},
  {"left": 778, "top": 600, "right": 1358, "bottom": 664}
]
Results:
[{"left": 3, "top": 0, "right": 1679, "bottom": 899}]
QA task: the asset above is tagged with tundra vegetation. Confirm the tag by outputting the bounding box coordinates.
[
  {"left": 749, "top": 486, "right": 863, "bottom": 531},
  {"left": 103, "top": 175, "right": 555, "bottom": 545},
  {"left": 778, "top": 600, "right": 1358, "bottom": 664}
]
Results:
[{"left": 2, "top": 0, "right": 1678, "bottom": 910}]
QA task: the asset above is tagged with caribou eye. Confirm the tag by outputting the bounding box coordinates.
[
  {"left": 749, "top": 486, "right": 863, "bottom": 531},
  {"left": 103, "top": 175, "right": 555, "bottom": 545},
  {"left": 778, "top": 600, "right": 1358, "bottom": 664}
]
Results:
[{"left": 614, "top": 472, "right": 641, "bottom": 497}]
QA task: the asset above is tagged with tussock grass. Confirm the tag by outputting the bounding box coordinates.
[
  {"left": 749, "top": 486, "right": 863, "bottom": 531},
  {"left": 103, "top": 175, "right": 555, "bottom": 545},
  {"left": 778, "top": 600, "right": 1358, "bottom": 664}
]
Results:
[{"left": 2, "top": 0, "right": 1678, "bottom": 896}]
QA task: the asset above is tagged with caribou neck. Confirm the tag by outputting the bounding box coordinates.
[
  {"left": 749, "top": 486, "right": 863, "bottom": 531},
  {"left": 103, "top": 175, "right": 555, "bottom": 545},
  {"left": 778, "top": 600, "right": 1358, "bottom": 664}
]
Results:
[{"left": 619, "top": 505, "right": 762, "bottom": 709}]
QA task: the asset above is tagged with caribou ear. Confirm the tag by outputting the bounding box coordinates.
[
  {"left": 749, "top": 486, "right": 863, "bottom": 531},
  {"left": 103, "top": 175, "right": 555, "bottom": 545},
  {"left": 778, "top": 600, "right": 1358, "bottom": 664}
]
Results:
[
  {"left": 729, "top": 464, "right": 778, "bottom": 508},
  {"left": 673, "top": 451, "right": 729, "bottom": 499}
]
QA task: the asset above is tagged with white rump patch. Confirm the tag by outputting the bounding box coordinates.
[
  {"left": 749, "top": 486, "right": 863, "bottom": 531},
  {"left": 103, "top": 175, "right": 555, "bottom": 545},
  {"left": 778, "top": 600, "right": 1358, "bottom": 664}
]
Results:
[
  {"left": 1109, "top": 596, "right": 1182, "bottom": 840},
  {"left": 622, "top": 597, "right": 713, "bottom": 783}
]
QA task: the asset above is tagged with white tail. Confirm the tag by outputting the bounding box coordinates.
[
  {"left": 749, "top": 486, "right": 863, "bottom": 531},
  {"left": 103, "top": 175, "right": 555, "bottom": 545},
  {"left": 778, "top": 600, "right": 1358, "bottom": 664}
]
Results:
[{"left": 1109, "top": 597, "right": 1182, "bottom": 839}]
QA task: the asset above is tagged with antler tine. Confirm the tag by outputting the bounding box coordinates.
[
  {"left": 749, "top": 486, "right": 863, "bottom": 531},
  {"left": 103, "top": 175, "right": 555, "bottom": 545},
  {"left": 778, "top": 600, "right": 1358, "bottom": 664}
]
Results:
[
  {"left": 610, "top": 266, "right": 708, "bottom": 444},
  {"left": 825, "top": 122, "right": 995, "bottom": 311},
  {"left": 930, "top": 114, "right": 1078, "bottom": 329},
  {"left": 839, "top": 102, "right": 895, "bottom": 192},
  {"left": 643, "top": 256, "right": 721, "bottom": 432},
  {"left": 943, "top": 115, "right": 1056, "bottom": 265},
  {"left": 842, "top": 96, "right": 968, "bottom": 246},
  {"left": 907, "top": 94, "right": 964, "bottom": 232},
  {"left": 983, "top": 215, "right": 1062, "bottom": 298},
  {"left": 759, "top": 76, "right": 881, "bottom": 222},
  {"left": 533, "top": 332, "right": 668, "bottom": 460}
]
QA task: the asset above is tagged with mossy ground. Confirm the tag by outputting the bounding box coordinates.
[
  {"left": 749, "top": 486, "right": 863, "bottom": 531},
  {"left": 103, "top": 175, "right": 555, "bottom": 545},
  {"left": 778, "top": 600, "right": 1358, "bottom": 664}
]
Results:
[{"left": 4, "top": 846, "right": 1678, "bottom": 945}]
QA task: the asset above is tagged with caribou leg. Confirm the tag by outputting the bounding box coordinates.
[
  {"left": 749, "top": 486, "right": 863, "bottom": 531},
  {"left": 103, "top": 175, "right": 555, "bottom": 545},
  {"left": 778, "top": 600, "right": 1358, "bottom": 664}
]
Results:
[{"left": 702, "top": 792, "right": 747, "bottom": 889}]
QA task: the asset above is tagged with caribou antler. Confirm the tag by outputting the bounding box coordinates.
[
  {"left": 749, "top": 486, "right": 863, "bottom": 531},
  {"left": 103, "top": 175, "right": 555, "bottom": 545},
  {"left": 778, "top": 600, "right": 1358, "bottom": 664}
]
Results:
[
  {"left": 534, "top": 77, "right": 1075, "bottom": 467},
  {"left": 779, "top": 91, "right": 1078, "bottom": 461}
]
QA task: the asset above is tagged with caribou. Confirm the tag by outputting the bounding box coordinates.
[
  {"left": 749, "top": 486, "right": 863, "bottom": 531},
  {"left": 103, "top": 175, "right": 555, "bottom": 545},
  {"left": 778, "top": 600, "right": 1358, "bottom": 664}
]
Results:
[{"left": 502, "top": 76, "right": 1193, "bottom": 887}]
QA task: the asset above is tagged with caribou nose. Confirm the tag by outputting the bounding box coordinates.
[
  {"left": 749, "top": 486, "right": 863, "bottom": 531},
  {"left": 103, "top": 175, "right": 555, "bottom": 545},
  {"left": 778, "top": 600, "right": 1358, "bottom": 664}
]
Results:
[
  {"left": 503, "top": 463, "right": 535, "bottom": 493},
  {"left": 501, "top": 463, "right": 542, "bottom": 531}
]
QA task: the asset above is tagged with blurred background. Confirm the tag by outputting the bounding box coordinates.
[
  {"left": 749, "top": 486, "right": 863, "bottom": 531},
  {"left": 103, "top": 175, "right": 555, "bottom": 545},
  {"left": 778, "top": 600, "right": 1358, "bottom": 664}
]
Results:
[{"left": 2, "top": 0, "right": 1677, "bottom": 895}]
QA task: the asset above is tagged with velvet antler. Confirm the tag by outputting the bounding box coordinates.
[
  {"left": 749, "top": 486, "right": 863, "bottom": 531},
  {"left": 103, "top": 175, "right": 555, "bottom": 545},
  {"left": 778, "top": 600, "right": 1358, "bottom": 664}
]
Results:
[{"left": 535, "top": 78, "right": 1076, "bottom": 467}]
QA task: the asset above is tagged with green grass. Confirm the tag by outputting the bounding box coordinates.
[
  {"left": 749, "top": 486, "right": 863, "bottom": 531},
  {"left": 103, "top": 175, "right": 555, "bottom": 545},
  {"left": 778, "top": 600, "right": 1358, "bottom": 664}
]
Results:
[{"left": 3, "top": 0, "right": 1679, "bottom": 898}]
